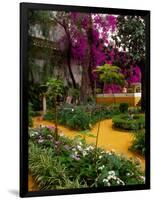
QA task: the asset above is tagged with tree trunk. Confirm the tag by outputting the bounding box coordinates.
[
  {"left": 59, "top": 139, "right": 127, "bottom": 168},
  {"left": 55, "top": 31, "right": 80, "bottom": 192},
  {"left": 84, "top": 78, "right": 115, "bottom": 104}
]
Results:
[
  {"left": 67, "top": 46, "right": 77, "bottom": 89},
  {"left": 80, "top": 64, "right": 92, "bottom": 102},
  {"left": 42, "top": 95, "right": 47, "bottom": 115},
  {"left": 111, "top": 86, "right": 116, "bottom": 104},
  {"left": 63, "top": 22, "right": 77, "bottom": 89},
  {"left": 87, "top": 14, "right": 95, "bottom": 96},
  {"left": 80, "top": 15, "right": 95, "bottom": 102}
]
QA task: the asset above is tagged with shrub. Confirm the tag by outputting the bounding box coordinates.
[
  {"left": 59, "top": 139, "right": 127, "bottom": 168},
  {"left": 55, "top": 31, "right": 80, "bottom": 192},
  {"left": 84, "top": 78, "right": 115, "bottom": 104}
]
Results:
[
  {"left": 43, "top": 111, "right": 55, "bottom": 121},
  {"left": 43, "top": 104, "right": 120, "bottom": 131},
  {"left": 119, "top": 103, "right": 129, "bottom": 113},
  {"left": 130, "top": 130, "right": 145, "bottom": 156},
  {"left": 128, "top": 107, "right": 141, "bottom": 114},
  {"left": 112, "top": 114, "right": 145, "bottom": 130},
  {"left": 66, "top": 109, "right": 90, "bottom": 130},
  {"left": 29, "top": 126, "right": 145, "bottom": 190}
]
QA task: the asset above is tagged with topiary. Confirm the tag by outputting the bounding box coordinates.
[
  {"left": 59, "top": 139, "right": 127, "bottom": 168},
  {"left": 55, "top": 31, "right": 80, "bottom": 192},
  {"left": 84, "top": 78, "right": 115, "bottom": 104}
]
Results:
[{"left": 119, "top": 103, "right": 129, "bottom": 113}]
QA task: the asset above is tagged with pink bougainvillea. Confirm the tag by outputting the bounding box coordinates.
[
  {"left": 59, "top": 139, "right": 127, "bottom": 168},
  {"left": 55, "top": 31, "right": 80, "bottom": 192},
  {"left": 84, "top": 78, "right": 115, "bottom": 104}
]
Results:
[
  {"left": 128, "top": 65, "right": 141, "bottom": 84},
  {"left": 57, "top": 12, "right": 141, "bottom": 93}
]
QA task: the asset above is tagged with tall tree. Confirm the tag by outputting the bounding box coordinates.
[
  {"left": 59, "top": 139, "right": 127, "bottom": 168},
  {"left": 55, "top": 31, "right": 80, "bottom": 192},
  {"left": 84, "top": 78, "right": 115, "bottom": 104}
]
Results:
[
  {"left": 114, "top": 15, "right": 145, "bottom": 110},
  {"left": 67, "top": 13, "right": 117, "bottom": 101}
]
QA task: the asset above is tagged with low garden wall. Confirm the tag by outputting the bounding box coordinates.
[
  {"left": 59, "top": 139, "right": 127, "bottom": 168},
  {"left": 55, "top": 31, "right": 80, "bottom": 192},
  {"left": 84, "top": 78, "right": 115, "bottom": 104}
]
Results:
[{"left": 96, "top": 93, "right": 141, "bottom": 106}]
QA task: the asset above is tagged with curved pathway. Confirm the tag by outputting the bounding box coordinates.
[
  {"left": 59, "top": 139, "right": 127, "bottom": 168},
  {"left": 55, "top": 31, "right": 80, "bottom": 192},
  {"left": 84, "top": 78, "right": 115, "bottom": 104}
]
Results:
[{"left": 29, "top": 117, "right": 145, "bottom": 191}]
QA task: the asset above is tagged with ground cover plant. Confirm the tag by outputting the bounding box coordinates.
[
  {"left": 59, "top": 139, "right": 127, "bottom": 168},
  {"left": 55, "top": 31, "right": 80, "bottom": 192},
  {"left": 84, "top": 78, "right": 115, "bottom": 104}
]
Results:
[
  {"left": 29, "top": 126, "right": 145, "bottom": 190},
  {"left": 43, "top": 104, "right": 120, "bottom": 131}
]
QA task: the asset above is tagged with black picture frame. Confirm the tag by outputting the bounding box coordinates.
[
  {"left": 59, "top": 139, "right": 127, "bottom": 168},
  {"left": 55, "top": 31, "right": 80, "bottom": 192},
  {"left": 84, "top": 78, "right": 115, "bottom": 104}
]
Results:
[{"left": 20, "top": 2, "right": 150, "bottom": 198}]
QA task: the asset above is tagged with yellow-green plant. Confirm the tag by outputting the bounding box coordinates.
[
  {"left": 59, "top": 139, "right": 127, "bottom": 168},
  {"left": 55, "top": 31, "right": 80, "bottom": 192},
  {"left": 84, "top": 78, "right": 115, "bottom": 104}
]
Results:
[{"left": 94, "top": 64, "right": 125, "bottom": 97}]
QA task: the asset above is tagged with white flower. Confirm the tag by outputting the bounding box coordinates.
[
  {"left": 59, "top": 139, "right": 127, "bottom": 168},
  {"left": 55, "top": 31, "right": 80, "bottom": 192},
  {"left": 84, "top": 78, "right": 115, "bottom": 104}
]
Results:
[
  {"left": 82, "top": 151, "right": 88, "bottom": 157},
  {"left": 98, "top": 165, "right": 105, "bottom": 170},
  {"left": 106, "top": 150, "right": 112, "bottom": 155},
  {"left": 103, "top": 179, "right": 108, "bottom": 183},
  {"left": 99, "top": 155, "right": 102, "bottom": 159},
  {"left": 78, "top": 141, "right": 82, "bottom": 146},
  {"left": 86, "top": 146, "right": 94, "bottom": 151},
  {"left": 72, "top": 108, "right": 74, "bottom": 112},
  {"left": 38, "top": 139, "right": 44, "bottom": 143},
  {"left": 126, "top": 173, "right": 130, "bottom": 176},
  {"left": 117, "top": 177, "right": 125, "bottom": 185},
  {"left": 107, "top": 175, "right": 113, "bottom": 180},
  {"left": 108, "top": 171, "right": 116, "bottom": 176},
  {"left": 72, "top": 148, "right": 76, "bottom": 151},
  {"left": 77, "top": 145, "right": 83, "bottom": 151},
  {"left": 121, "top": 180, "right": 125, "bottom": 185},
  {"left": 117, "top": 180, "right": 120, "bottom": 184},
  {"left": 140, "top": 176, "right": 145, "bottom": 182},
  {"left": 112, "top": 176, "right": 117, "bottom": 180},
  {"left": 70, "top": 154, "right": 80, "bottom": 161}
]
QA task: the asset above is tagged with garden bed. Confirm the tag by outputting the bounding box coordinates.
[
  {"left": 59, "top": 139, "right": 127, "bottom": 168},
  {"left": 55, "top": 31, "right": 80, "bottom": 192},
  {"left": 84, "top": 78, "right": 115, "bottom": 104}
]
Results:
[
  {"left": 43, "top": 104, "right": 120, "bottom": 131},
  {"left": 29, "top": 126, "right": 145, "bottom": 190},
  {"left": 112, "top": 114, "right": 145, "bottom": 131}
]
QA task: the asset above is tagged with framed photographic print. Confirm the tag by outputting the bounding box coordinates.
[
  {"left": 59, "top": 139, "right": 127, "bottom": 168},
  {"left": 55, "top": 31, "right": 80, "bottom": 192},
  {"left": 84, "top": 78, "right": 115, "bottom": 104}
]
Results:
[{"left": 20, "top": 2, "right": 150, "bottom": 197}]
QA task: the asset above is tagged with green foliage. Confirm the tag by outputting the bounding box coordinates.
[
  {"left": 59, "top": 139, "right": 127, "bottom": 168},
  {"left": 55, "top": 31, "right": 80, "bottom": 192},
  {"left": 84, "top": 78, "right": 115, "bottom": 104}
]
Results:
[
  {"left": 114, "top": 16, "right": 145, "bottom": 62},
  {"left": 29, "top": 126, "right": 144, "bottom": 190},
  {"left": 112, "top": 114, "right": 145, "bottom": 130},
  {"left": 128, "top": 107, "right": 141, "bottom": 114},
  {"left": 43, "top": 104, "right": 120, "bottom": 131},
  {"left": 31, "top": 111, "right": 41, "bottom": 117},
  {"left": 67, "top": 108, "right": 90, "bottom": 130},
  {"left": 28, "top": 102, "right": 41, "bottom": 127},
  {"left": 69, "top": 88, "right": 80, "bottom": 98},
  {"left": 95, "top": 88, "right": 102, "bottom": 94},
  {"left": 94, "top": 64, "right": 125, "bottom": 91},
  {"left": 46, "top": 78, "right": 65, "bottom": 140},
  {"left": 119, "top": 103, "right": 129, "bottom": 113},
  {"left": 46, "top": 78, "right": 64, "bottom": 101},
  {"left": 28, "top": 83, "right": 42, "bottom": 111},
  {"left": 43, "top": 111, "right": 55, "bottom": 121},
  {"left": 130, "top": 130, "right": 145, "bottom": 156}
]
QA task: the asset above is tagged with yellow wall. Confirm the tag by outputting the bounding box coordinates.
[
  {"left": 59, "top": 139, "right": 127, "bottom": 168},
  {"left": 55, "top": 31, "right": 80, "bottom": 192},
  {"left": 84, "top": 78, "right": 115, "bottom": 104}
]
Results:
[{"left": 96, "top": 96, "right": 141, "bottom": 106}]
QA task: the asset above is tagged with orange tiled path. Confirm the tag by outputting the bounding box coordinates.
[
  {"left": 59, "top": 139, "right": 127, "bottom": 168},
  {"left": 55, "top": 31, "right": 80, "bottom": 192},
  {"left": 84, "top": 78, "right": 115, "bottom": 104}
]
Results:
[{"left": 29, "top": 117, "right": 145, "bottom": 191}]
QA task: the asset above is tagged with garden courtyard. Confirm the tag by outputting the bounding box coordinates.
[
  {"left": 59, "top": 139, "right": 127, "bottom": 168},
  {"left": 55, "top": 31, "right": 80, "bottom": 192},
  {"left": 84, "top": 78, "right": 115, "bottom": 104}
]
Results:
[
  {"left": 28, "top": 104, "right": 145, "bottom": 191},
  {"left": 28, "top": 10, "right": 146, "bottom": 191}
]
